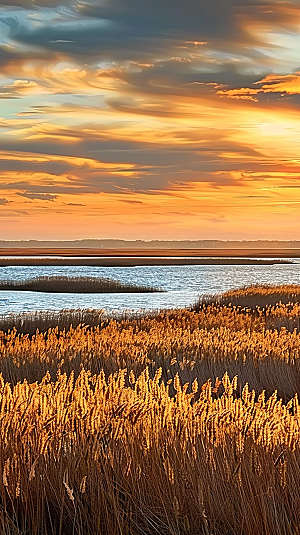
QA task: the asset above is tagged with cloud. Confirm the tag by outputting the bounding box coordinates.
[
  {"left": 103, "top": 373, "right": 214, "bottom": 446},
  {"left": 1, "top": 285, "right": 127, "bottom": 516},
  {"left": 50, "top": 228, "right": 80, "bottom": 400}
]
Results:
[
  {"left": 0, "top": 0, "right": 298, "bottom": 106},
  {"left": 0, "top": 197, "right": 9, "bottom": 205},
  {"left": 63, "top": 202, "right": 85, "bottom": 206},
  {"left": 0, "top": 0, "right": 70, "bottom": 6},
  {"left": 11, "top": 80, "right": 38, "bottom": 90},
  {"left": 0, "top": 45, "right": 23, "bottom": 68},
  {"left": 217, "top": 87, "right": 260, "bottom": 102},
  {"left": 0, "top": 79, "right": 54, "bottom": 98},
  {"left": 0, "top": 130, "right": 269, "bottom": 195},
  {"left": 0, "top": 211, "right": 29, "bottom": 218},
  {"left": 16, "top": 192, "right": 58, "bottom": 201},
  {"left": 121, "top": 200, "right": 144, "bottom": 205},
  {"left": 3, "top": 0, "right": 298, "bottom": 68},
  {"left": 14, "top": 210, "right": 29, "bottom": 214},
  {"left": 217, "top": 72, "right": 300, "bottom": 101},
  {"left": 257, "top": 73, "right": 300, "bottom": 96}
]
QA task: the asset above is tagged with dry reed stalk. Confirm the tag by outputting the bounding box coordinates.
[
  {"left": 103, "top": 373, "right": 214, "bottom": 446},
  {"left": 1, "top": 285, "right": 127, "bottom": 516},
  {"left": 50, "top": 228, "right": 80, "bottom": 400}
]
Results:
[
  {"left": 0, "top": 303, "right": 300, "bottom": 397},
  {"left": 0, "top": 368, "right": 299, "bottom": 534}
]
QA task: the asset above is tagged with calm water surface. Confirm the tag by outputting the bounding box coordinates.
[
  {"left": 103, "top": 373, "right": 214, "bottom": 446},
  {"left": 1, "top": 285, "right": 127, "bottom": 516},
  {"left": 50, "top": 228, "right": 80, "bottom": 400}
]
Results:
[{"left": 0, "top": 259, "right": 299, "bottom": 315}]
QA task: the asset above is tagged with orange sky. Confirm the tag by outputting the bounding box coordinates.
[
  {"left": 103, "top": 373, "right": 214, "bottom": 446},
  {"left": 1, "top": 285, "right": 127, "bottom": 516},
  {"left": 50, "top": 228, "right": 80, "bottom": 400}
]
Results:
[{"left": 1, "top": 0, "right": 300, "bottom": 240}]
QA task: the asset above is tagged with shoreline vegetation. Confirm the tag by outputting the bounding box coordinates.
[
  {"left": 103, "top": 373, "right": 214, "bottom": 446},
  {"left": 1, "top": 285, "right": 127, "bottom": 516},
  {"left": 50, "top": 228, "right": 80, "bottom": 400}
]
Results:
[
  {"left": 0, "top": 256, "right": 292, "bottom": 266},
  {"left": 1, "top": 246, "right": 300, "bottom": 258},
  {"left": 1, "top": 284, "right": 300, "bottom": 533},
  {"left": 0, "top": 275, "right": 163, "bottom": 294},
  {"left": 194, "top": 283, "right": 300, "bottom": 309},
  {"left": 1, "top": 283, "right": 300, "bottom": 334}
]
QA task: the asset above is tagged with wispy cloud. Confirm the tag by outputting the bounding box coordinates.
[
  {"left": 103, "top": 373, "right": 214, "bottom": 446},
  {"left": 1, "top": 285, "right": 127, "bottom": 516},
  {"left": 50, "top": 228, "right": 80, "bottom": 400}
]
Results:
[{"left": 16, "top": 192, "right": 58, "bottom": 201}]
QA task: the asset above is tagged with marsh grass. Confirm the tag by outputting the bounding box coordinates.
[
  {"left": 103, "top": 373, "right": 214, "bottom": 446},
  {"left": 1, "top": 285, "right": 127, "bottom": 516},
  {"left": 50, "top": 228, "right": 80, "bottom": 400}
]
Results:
[
  {"left": 1, "top": 368, "right": 300, "bottom": 534},
  {"left": 195, "top": 283, "right": 300, "bottom": 309},
  {"left": 1, "top": 304, "right": 300, "bottom": 398},
  {"left": 0, "top": 285, "right": 300, "bottom": 533},
  {"left": 0, "top": 275, "right": 162, "bottom": 294}
]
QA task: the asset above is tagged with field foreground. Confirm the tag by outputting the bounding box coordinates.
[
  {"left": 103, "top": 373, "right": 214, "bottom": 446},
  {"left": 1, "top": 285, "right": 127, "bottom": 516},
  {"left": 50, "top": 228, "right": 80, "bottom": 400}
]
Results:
[{"left": 1, "top": 285, "right": 300, "bottom": 534}]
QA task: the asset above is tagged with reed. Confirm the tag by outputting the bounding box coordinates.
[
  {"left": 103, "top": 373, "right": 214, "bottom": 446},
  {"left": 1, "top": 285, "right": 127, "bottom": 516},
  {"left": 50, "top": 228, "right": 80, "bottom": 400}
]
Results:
[
  {"left": 194, "top": 283, "right": 300, "bottom": 309},
  {"left": 0, "top": 284, "right": 299, "bottom": 533},
  {"left": 0, "top": 275, "right": 162, "bottom": 293},
  {"left": 1, "top": 304, "right": 300, "bottom": 398},
  {"left": 0, "top": 368, "right": 300, "bottom": 534}
]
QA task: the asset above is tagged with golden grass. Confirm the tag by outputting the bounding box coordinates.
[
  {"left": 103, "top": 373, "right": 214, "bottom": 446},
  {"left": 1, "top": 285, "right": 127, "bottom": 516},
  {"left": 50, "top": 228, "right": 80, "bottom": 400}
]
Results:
[
  {"left": 0, "top": 285, "right": 300, "bottom": 533},
  {"left": 197, "top": 283, "right": 300, "bottom": 309},
  {"left": 1, "top": 301, "right": 300, "bottom": 397},
  {"left": 1, "top": 368, "right": 300, "bottom": 534}
]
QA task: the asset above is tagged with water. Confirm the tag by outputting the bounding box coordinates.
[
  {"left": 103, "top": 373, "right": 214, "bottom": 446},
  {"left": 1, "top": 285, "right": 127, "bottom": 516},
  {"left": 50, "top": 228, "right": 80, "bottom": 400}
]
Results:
[{"left": 0, "top": 259, "right": 299, "bottom": 315}]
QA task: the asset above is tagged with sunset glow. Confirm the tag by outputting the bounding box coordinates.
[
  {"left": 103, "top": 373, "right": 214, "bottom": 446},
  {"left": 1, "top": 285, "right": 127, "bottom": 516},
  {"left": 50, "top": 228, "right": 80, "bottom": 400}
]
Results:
[{"left": 1, "top": 0, "right": 300, "bottom": 239}]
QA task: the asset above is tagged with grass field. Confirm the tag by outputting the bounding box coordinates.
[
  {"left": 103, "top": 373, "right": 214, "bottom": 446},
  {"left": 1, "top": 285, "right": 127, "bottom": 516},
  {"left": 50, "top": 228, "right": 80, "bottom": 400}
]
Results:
[{"left": 1, "top": 284, "right": 300, "bottom": 534}]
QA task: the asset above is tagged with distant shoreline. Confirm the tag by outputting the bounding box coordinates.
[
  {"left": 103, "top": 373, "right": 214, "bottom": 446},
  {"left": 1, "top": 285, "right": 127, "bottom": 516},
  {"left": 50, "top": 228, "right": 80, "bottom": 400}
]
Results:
[
  {"left": 0, "top": 257, "right": 292, "bottom": 266},
  {"left": 0, "top": 248, "right": 299, "bottom": 258}
]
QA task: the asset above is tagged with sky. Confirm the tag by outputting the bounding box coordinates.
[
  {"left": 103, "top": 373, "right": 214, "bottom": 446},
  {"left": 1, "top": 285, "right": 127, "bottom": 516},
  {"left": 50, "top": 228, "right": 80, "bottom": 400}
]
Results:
[{"left": 1, "top": 0, "right": 300, "bottom": 240}]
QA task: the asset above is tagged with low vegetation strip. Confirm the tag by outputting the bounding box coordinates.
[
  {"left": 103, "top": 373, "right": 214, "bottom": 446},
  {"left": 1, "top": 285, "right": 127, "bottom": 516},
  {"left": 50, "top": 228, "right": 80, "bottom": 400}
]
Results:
[
  {"left": 0, "top": 257, "right": 292, "bottom": 266},
  {"left": 0, "top": 275, "right": 162, "bottom": 293},
  {"left": 1, "top": 247, "right": 300, "bottom": 257}
]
